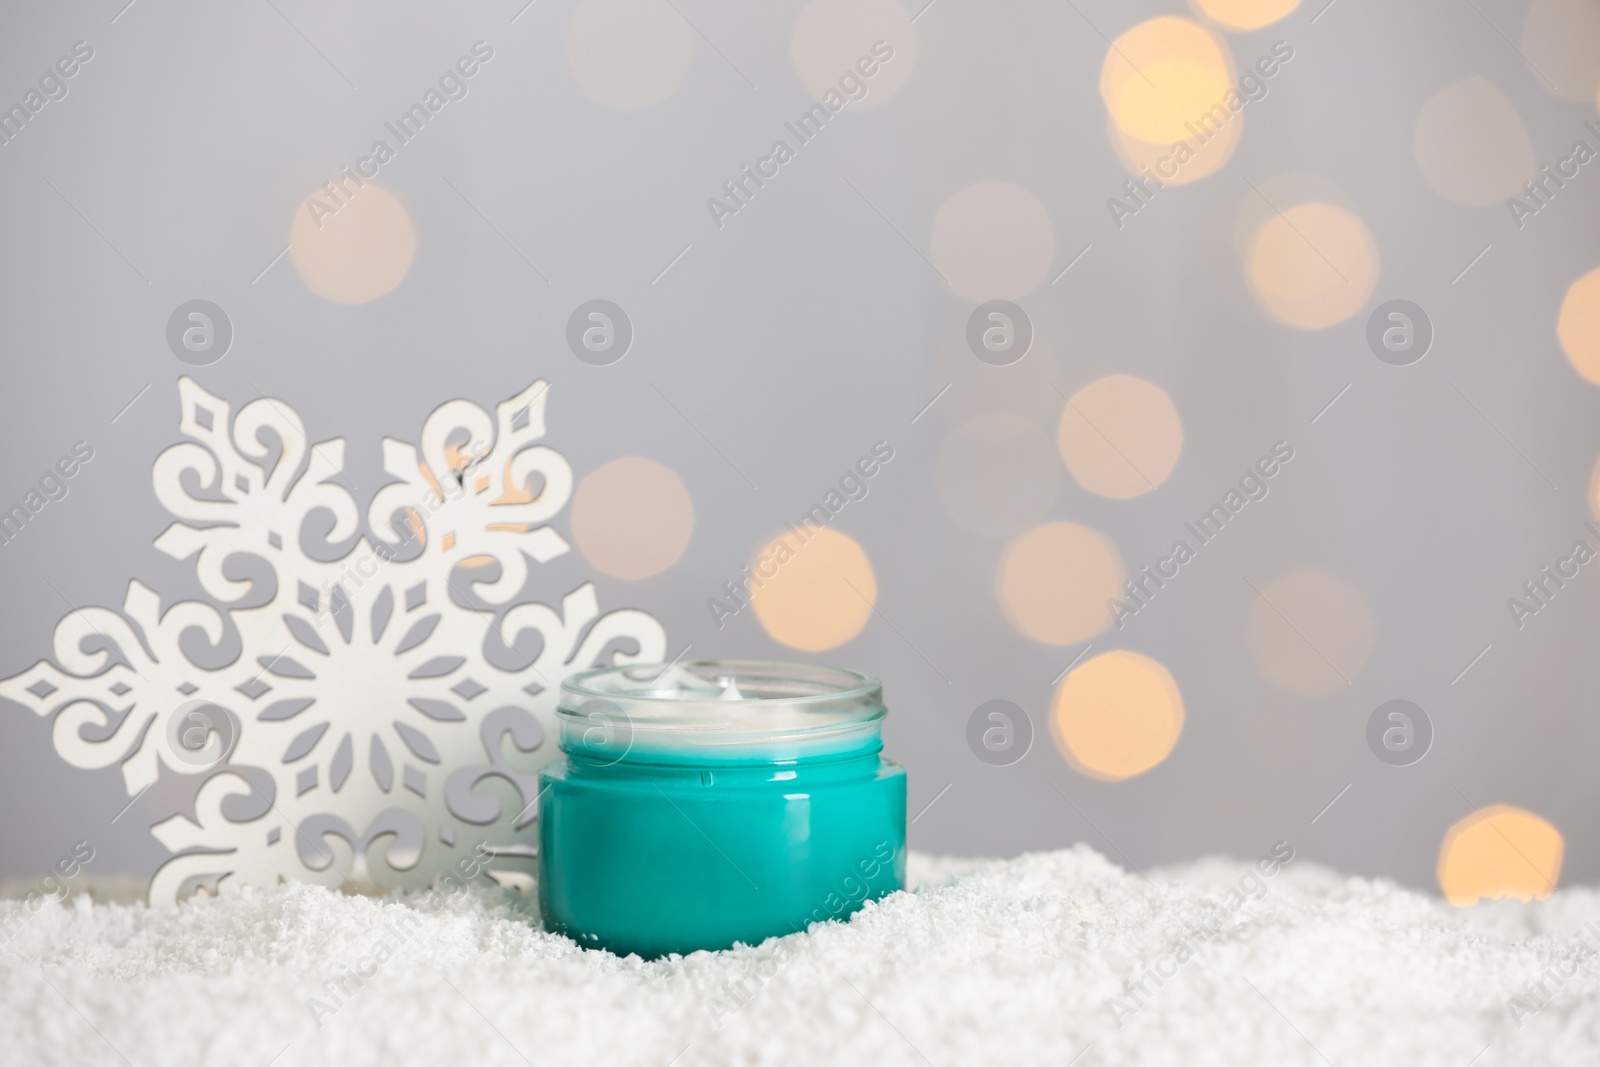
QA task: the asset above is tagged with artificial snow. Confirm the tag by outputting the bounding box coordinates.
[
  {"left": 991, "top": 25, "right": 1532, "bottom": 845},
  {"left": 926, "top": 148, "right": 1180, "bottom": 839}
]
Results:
[{"left": 3, "top": 846, "right": 1599, "bottom": 1066}]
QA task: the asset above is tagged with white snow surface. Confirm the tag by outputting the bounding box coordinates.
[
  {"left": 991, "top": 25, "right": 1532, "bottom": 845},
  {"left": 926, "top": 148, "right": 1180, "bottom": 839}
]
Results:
[{"left": 3, "top": 846, "right": 1600, "bottom": 1066}]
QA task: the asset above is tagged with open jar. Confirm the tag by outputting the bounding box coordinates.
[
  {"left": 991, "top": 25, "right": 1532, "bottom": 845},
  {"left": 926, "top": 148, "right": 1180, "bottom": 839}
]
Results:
[{"left": 538, "top": 660, "right": 907, "bottom": 958}]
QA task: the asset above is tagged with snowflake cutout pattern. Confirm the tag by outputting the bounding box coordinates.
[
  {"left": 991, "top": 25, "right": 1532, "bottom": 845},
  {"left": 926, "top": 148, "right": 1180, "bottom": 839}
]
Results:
[{"left": 0, "top": 377, "right": 665, "bottom": 902}]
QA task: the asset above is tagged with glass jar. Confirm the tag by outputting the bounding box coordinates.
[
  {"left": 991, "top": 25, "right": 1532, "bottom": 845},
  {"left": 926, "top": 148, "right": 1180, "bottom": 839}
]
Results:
[{"left": 538, "top": 660, "right": 907, "bottom": 958}]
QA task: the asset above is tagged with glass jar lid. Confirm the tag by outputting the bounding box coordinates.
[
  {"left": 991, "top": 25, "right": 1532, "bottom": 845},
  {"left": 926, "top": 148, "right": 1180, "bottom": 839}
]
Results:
[{"left": 557, "top": 660, "right": 884, "bottom": 762}]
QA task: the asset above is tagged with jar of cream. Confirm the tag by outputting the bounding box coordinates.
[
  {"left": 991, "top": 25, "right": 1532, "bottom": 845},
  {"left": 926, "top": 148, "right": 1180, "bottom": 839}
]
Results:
[{"left": 538, "top": 660, "right": 907, "bottom": 958}]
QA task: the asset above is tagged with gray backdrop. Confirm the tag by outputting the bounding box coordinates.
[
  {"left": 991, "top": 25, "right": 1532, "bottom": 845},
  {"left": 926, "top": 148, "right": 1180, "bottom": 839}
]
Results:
[{"left": 2, "top": 0, "right": 1598, "bottom": 896}]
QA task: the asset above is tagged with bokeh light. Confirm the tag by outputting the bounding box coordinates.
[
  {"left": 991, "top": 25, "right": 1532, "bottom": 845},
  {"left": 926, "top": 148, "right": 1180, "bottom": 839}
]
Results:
[
  {"left": 1101, "top": 17, "right": 1234, "bottom": 145},
  {"left": 929, "top": 180, "right": 1056, "bottom": 301},
  {"left": 749, "top": 527, "right": 876, "bottom": 652},
  {"left": 570, "top": 457, "right": 694, "bottom": 580},
  {"left": 1057, "top": 374, "right": 1183, "bottom": 500},
  {"left": 1188, "top": 0, "right": 1300, "bottom": 31},
  {"left": 289, "top": 182, "right": 415, "bottom": 305},
  {"left": 1246, "top": 569, "right": 1374, "bottom": 695},
  {"left": 567, "top": 0, "right": 693, "bottom": 110},
  {"left": 1558, "top": 265, "right": 1600, "bottom": 385},
  {"left": 1052, "top": 650, "right": 1184, "bottom": 780},
  {"left": 1412, "top": 76, "right": 1535, "bottom": 207},
  {"left": 1245, "top": 200, "right": 1380, "bottom": 329},
  {"left": 1110, "top": 111, "right": 1241, "bottom": 187},
  {"left": 1589, "top": 453, "right": 1600, "bottom": 522},
  {"left": 997, "top": 521, "right": 1124, "bottom": 646},
  {"left": 791, "top": 0, "right": 916, "bottom": 108},
  {"left": 1438, "top": 804, "right": 1564, "bottom": 906},
  {"left": 936, "top": 412, "right": 1061, "bottom": 538},
  {"left": 1519, "top": 0, "right": 1600, "bottom": 102}
]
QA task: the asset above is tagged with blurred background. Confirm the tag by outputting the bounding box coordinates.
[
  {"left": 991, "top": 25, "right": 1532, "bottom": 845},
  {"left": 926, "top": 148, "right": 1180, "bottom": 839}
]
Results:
[{"left": 2, "top": 0, "right": 1598, "bottom": 905}]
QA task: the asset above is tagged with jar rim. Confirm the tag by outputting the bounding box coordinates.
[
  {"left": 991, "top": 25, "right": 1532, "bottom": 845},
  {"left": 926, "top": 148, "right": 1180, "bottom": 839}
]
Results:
[{"left": 558, "top": 660, "right": 884, "bottom": 740}]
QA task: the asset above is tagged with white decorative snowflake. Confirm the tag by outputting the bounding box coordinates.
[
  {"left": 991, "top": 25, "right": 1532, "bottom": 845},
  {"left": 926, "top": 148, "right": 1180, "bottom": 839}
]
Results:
[{"left": 0, "top": 378, "right": 665, "bottom": 902}]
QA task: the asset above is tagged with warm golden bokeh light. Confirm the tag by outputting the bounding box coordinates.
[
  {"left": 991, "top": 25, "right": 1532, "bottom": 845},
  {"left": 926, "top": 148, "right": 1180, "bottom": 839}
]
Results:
[
  {"left": 289, "top": 183, "right": 415, "bottom": 305},
  {"left": 936, "top": 412, "right": 1060, "bottom": 538},
  {"left": 1245, "top": 201, "right": 1380, "bottom": 329},
  {"left": 1558, "top": 266, "right": 1600, "bottom": 386},
  {"left": 1110, "top": 112, "right": 1241, "bottom": 187},
  {"left": 569, "top": 456, "right": 694, "bottom": 580},
  {"left": 790, "top": 0, "right": 915, "bottom": 109},
  {"left": 1246, "top": 569, "right": 1374, "bottom": 695},
  {"left": 997, "top": 521, "right": 1124, "bottom": 646},
  {"left": 1052, "top": 650, "right": 1184, "bottom": 780},
  {"left": 1589, "top": 453, "right": 1600, "bottom": 522},
  {"left": 1057, "top": 374, "right": 1183, "bottom": 500},
  {"left": 1101, "top": 17, "right": 1233, "bottom": 145},
  {"left": 749, "top": 527, "right": 876, "bottom": 652},
  {"left": 1188, "top": 0, "right": 1300, "bottom": 30},
  {"left": 567, "top": 0, "right": 693, "bottom": 109},
  {"left": 929, "top": 180, "right": 1056, "bottom": 301},
  {"left": 1412, "top": 76, "right": 1535, "bottom": 207},
  {"left": 1519, "top": 0, "right": 1600, "bottom": 102},
  {"left": 1438, "top": 804, "right": 1564, "bottom": 906}
]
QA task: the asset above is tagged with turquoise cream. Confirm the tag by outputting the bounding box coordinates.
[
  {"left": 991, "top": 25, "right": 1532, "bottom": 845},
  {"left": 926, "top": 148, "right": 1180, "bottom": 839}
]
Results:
[{"left": 539, "top": 661, "right": 906, "bottom": 958}]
